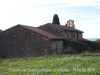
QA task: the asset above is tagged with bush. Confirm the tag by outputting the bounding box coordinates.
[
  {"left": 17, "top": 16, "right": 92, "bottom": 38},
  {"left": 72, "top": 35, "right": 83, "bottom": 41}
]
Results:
[
  {"left": 82, "top": 40, "right": 98, "bottom": 52},
  {"left": 63, "top": 39, "right": 88, "bottom": 53}
]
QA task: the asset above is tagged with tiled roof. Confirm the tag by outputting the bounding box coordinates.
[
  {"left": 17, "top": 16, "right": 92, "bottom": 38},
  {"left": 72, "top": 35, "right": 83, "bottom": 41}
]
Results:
[
  {"left": 40, "top": 23, "right": 83, "bottom": 33},
  {"left": 20, "top": 25, "right": 63, "bottom": 40}
]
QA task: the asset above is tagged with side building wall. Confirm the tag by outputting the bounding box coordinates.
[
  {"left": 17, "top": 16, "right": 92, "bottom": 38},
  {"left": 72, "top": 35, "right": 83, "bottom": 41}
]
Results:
[
  {"left": 71, "top": 32, "right": 77, "bottom": 41},
  {"left": 0, "top": 26, "right": 51, "bottom": 58},
  {"left": 39, "top": 26, "right": 83, "bottom": 41},
  {"left": 78, "top": 33, "right": 82, "bottom": 40},
  {"left": 60, "top": 31, "right": 78, "bottom": 41}
]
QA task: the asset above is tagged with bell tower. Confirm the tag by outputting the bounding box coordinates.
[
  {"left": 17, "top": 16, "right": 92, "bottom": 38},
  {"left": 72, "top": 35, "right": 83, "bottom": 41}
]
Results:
[{"left": 65, "top": 19, "right": 75, "bottom": 28}]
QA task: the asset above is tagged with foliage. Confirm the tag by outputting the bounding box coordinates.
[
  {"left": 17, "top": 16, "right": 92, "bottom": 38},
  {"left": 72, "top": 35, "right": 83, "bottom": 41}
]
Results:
[
  {"left": 96, "top": 39, "right": 100, "bottom": 43},
  {"left": 96, "top": 39, "right": 100, "bottom": 50},
  {"left": 82, "top": 40, "right": 98, "bottom": 52},
  {"left": 52, "top": 14, "right": 60, "bottom": 25},
  {"left": 0, "top": 29, "right": 2, "bottom": 32},
  {"left": 0, "top": 55, "right": 100, "bottom": 75},
  {"left": 63, "top": 39, "right": 88, "bottom": 53}
]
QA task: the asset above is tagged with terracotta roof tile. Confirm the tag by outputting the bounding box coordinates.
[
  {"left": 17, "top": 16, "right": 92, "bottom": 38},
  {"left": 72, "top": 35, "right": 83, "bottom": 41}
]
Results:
[{"left": 20, "top": 25, "right": 63, "bottom": 40}]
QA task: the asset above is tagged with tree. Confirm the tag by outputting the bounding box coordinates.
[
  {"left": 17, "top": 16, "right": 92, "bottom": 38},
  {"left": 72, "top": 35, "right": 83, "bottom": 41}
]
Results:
[
  {"left": 96, "top": 39, "right": 100, "bottom": 50},
  {"left": 96, "top": 39, "right": 100, "bottom": 43},
  {"left": 0, "top": 29, "right": 2, "bottom": 32},
  {"left": 52, "top": 14, "right": 60, "bottom": 25}
]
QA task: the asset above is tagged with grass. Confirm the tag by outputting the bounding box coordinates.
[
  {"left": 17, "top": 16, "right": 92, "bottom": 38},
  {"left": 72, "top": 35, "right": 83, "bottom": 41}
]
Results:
[{"left": 0, "top": 54, "right": 100, "bottom": 75}]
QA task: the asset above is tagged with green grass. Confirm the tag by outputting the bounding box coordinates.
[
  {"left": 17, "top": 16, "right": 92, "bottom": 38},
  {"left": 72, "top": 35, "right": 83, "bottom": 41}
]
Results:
[{"left": 0, "top": 54, "right": 100, "bottom": 75}]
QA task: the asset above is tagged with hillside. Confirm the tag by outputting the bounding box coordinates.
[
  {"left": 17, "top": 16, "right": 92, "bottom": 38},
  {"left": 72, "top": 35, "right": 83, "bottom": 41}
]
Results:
[{"left": 0, "top": 54, "right": 100, "bottom": 75}]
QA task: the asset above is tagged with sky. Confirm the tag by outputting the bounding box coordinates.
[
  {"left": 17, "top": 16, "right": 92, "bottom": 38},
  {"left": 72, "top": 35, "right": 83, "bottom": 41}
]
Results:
[{"left": 0, "top": 0, "right": 100, "bottom": 38}]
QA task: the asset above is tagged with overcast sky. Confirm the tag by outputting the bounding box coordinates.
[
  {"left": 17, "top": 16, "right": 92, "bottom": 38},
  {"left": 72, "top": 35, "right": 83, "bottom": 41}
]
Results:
[{"left": 0, "top": 0, "right": 100, "bottom": 38}]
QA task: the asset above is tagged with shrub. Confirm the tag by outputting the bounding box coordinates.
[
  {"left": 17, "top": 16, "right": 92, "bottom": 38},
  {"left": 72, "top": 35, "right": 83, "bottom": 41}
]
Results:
[{"left": 63, "top": 39, "right": 88, "bottom": 53}]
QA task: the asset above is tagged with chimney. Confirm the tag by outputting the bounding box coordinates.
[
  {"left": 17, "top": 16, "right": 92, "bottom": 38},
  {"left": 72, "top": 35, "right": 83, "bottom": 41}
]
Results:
[{"left": 65, "top": 19, "right": 75, "bottom": 28}]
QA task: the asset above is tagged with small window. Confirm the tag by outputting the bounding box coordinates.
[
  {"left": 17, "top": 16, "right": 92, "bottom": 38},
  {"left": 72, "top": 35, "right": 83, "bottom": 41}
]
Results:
[
  {"left": 61, "top": 34, "right": 65, "bottom": 37},
  {"left": 67, "top": 34, "right": 69, "bottom": 37},
  {"left": 73, "top": 34, "right": 75, "bottom": 37}
]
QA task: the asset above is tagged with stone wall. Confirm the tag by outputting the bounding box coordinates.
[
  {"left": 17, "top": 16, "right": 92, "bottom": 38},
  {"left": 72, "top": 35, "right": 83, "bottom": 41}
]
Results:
[
  {"left": 0, "top": 26, "right": 52, "bottom": 58},
  {"left": 60, "top": 31, "right": 71, "bottom": 39},
  {"left": 50, "top": 40, "right": 63, "bottom": 55},
  {"left": 78, "top": 33, "right": 82, "bottom": 40},
  {"left": 71, "top": 32, "right": 77, "bottom": 41},
  {"left": 60, "top": 31, "right": 78, "bottom": 41}
]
